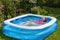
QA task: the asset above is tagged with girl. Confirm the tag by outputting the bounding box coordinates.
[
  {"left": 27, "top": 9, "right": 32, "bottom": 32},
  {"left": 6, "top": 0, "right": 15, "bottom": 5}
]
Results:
[{"left": 24, "top": 16, "right": 46, "bottom": 26}]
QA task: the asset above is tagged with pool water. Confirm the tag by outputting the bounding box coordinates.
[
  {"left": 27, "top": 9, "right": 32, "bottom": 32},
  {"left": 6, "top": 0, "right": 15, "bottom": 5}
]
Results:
[
  {"left": 19, "top": 21, "right": 46, "bottom": 27},
  {"left": 10, "top": 15, "right": 51, "bottom": 26}
]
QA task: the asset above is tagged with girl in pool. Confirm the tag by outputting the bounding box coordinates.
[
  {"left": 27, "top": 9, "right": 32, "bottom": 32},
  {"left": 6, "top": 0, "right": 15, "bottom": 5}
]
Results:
[{"left": 24, "top": 16, "right": 46, "bottom": 26}]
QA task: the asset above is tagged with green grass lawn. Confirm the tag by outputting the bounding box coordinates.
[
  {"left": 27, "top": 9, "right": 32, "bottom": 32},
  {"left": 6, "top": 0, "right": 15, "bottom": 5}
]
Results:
[
  {"left": 0, "top": 19, "right": 60, "bottom": 40},
  {"left": 45, "top": 19, "right": 60, "bottom": 40}
]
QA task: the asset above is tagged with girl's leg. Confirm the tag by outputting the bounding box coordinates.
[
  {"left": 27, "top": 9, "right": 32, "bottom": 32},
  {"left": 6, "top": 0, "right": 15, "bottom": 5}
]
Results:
[
  {"left": 24, "top": 21, "right": 31, "bottom": 26},
  {"left": 24, "top": 21, "right": 38, "bottom": 26},
  {"left": 30, "top": 22, "right": 38, "bottom": 26}
]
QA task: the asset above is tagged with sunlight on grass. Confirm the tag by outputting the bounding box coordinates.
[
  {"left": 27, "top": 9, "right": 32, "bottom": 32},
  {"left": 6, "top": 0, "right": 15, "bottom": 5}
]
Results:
[{"left": 45, "top": 20, "right": 60, "bottom": 40}]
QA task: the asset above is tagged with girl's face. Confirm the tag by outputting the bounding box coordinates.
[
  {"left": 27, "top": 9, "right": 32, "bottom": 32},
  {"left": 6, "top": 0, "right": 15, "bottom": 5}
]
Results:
[{"left": 42, "top": 16, "right": 46, "bottom": 21}]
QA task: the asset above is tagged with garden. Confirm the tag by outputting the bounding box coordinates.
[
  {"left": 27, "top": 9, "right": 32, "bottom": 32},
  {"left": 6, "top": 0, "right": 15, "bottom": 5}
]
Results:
[{"left": 0, "top": 0, "right": 60, "bottom": 40}]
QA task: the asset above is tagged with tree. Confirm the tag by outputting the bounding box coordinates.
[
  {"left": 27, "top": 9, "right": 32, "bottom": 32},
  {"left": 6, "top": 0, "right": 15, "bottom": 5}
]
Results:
[
  {"left": 42, "top": 0, "right": 60, "bottom": 7},
  {"left": 37, "top": 7, "right": 48, "bottom": 15},
  {"left": 1, "top": 0, "right": 17, "bottom": 20}
]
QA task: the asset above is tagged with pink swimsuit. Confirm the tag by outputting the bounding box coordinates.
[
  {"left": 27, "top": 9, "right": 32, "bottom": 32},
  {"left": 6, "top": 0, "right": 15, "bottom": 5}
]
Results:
[{"left": 35, "top": 20, "right": 44, "bottom": 25}]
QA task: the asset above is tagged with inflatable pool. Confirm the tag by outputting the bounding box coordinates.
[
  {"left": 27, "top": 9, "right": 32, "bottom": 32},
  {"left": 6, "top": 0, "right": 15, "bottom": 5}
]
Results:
[{"left": 2, "top": 14, "right": 58, "bottom": 40}]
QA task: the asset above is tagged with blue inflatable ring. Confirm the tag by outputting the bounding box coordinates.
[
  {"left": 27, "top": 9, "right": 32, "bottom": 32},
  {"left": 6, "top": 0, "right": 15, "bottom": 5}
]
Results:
[{"left": 2, "top": 14, "right": 58, "bottom": 40}]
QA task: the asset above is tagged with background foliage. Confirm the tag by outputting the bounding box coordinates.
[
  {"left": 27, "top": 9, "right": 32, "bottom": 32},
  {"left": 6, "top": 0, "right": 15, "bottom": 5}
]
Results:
[{"left": 0, "top": 0, "right": 60, "bottom": 40}]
